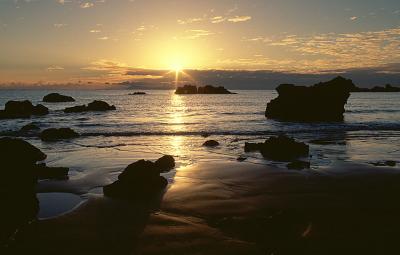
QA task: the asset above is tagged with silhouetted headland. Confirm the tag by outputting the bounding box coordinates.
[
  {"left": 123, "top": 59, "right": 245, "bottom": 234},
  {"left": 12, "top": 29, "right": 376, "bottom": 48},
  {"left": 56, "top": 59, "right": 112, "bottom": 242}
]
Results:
[
  {"left": 265, "top": 76, "right": 355, "bottom": 121},
  {"left": 175, "top": 84, "right": 234, "bottom": 94}
]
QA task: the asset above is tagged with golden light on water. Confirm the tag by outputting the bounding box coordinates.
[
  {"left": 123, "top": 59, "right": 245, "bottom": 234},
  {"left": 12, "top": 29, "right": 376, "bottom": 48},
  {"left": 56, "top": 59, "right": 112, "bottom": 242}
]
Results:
[{"left": 169, "top": 93, "right": 186, "bottom": 132}]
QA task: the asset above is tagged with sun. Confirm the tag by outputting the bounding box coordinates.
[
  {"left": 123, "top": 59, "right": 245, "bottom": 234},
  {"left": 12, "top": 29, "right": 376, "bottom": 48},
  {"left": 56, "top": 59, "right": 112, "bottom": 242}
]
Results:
[{"left": 170, "top": 63, "right": 183, "bottom": 74}]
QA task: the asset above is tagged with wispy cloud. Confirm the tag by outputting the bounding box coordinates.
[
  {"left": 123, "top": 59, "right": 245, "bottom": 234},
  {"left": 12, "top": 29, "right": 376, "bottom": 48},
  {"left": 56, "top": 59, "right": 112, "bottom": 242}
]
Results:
[
  {"left": 97, "top": 36, "right": 109, "bottom": 40},
  {"left": 89, "top": 29, "right": 101, "bottom": 33},
  {"left": 53, "top": 23, "right": 67, "bottom": 28},
  {"left": 46, "top": 66, "right": 64, "bottom": 71},
  {"left": 80, "top": 2, "right": 94, "bottom": 8},
  {"left": 177, "top": 17, "right": 203, "bottom": 25},
  {"left": 350, "top": 16, "right": 358, "bottom": 21},
  {"left": 228, "top": 15, "right": 252, "bottom": 23}
]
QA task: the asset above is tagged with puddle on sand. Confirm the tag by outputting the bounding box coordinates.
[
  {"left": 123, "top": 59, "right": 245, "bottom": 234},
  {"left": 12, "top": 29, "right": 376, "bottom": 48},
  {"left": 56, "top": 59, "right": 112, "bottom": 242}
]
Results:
[{"left": 37, "top": 192, "right": 85, "bottom": 219}]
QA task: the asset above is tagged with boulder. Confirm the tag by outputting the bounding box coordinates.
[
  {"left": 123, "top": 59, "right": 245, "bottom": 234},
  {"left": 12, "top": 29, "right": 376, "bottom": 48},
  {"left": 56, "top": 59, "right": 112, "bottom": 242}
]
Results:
[
  {"left": 20, "top": 123, "right": 40, "bottom": 133},
  {"left": 265, "top": 76, "right": 355, "bottom": 121},
  {"left": 0, "top": 100, "right": 49, "bottom": 119},
  {"left": 203, "top": 140, "right": 220, "bottom": 147},
  {"left": 43, "top": 93, "right": 75, "bottom": 102},
  {"left": 40, "top": 128, "right": 79, "bottom": 141},
  {"left": 154, "top": 155, "right": 175, "bottom": 173},
  {"left": 244, "top": 135, "right": 309, "bottom": 161},
  {"left": 103, "top": 156, "right": 175, "bottom": 200},
  {"left": 370, "top": 161, "right": 397, "bottom": 167},
  {"left": 64, "top": 100, "right": 116, "bottom": 113},
  {"left": 0, "top": 138, "right": 46, "bottom": 246}
]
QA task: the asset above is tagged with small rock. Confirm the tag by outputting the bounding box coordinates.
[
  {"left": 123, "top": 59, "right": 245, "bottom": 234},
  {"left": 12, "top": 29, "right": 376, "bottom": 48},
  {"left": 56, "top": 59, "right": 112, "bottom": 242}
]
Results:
[
  {"left": 43, "top": 93, "right": 75, "bottom": 102},
  {"left": 129, "top": 92, "right": 146, "bottom": 95},
  {"left": 40, "top": 128, "right": 80, "bottom": 141},
  {"left": 64, "top": 100, "right": 116, "bottom": 113},
  {"left": 20, "top": 123, "right": 40, "bottom": 132},
  {"left": 203, "top": 140, "right": 220, "bottom": 147},
  {"left": 236, "top": 156, "right": 247, "bottom": 162},
  {"left": 64, "top": 105, "right": 87, "bottom": 113},
  {"left": 370, "top": 160, "right": 397, "bottom": 167},
  {"left": 155, "top": 155, "right": 175, "bottom": 173}
]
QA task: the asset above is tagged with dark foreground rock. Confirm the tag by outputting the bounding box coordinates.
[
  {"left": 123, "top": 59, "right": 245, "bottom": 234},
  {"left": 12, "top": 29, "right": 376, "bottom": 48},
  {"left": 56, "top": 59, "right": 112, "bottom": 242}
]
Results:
[
  {"left": 40, "top": 128, "right": 79, "bottom": 141},
  {"left": 175, "top": 85, "right": 233, "bottom": 94},
  {"left": 35, "top": 163, "right": 69, "bottom": 179},
  {"left": 103, "top": 156, "right": 175, "bottom": 200},
  {"left": 287, "top": 160, "right": 310, "bottom": 170},
  {"left": 64, "top": 100, "right": 116, "bottom": 113},
  {"left": 265, "top": 76, "right": 355, "bottom": 121},
  {"left": 43, "top": 93, "right": 75, "bottom": 102},
  {"left": 245, "top": 135, "right": 309, "bottom": 161},
  {"left": 0, "top": 138, "right": 45, "bottom": 247},
  {"left": 203, "top": 140, "right": 220, "bottom": 147},
  {"left": 0, "top": 100, "right": 49, "bottom": 119}
]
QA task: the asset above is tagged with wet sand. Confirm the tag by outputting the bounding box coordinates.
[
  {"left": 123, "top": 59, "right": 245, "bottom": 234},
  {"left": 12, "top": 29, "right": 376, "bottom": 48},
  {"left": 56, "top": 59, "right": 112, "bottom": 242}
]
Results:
[{"left": 12, "top": 161, "right": 400, "bottom": 255}]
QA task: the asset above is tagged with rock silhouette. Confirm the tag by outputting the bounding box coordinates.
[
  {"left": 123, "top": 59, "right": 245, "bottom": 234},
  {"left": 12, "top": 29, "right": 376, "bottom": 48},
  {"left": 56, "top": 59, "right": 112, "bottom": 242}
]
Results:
[
  {"left": 0, "top": 138, "right": 45, "bottom": 247},
  {"left": 0, "top": 100, "right": 49, "bottom": 119},
  {"left": 64, "top": 100, "right": 116, "bottom": 113},
  {"left": 103, "top": 156, "right": 175, "bottom": 200},
  {"left": 43, "top": 93, "right": 75, "bottom": 102},
  {"left": 35, "top": 163, "right": 69, "bottom": 179},
  {"left": 20, "top": 123, "right": 40, "bottom": 133},
  {"left": 175, "top": 85, "right": 233, "bottom": 94},
  {"left": 351, "top": 84, "right": 400, "bottom": 92},
  {"left": 245, "top": 135, "right": 309, "bottom": 161},
  {"left": 40, "top": 128, "right": 79, "bottom": 141},
  {"left": 265, "top": 76, "right": 355, "bottom": 121},
  {"left": 203, "top": 140, "right": 220, "bottom": 147},
  {"left": 129, "top": 92, "right": 147, "bottom": 95},
  {"left": 287, "top": 160, "right": 310, "bottom": 170}
]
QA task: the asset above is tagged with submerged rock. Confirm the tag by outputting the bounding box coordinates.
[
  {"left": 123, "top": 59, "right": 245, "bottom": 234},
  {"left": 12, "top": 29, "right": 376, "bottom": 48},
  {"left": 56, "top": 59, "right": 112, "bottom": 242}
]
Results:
[
  {"left": 20, "top": 123, "right": 40, "bottom": 133},
  {"left": 265, "top": 76, "right": 355, "bottom": 121},
  {"left": 287, "top": 160, "right": 310, "bottom": 170},
  {"left": 370, "top": 161, "right": 397, "bottom": 167},
  {"left": 103, "top": 156, "right": 175, "bottom": 200},
  {"left": 244, "top": 135, "right": 309, "bottom": 161},
  {"left": 40, "top": 128, "right": 79, "bottom": 141},
  {"left": 43, "top": 93, "right": 75, "bottom": 102},
  {"left": 0, "top": 100, "right": 49, "bottom": 119},
  {"left": 203, "top": 140, "right": 220, "bottom": 147},
  {"left": 175, "top": 85, "right": 233, "bottom": 94},
  {"left": 64, "top": 100, "right": 116, "bottom": 113}
]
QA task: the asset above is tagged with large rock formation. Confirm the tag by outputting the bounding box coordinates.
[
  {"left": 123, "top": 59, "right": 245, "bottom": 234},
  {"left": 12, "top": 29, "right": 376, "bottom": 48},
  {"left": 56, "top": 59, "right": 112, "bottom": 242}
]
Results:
[
  {"left": 0, "top": 100, "right": 49, "bottom": 119},
  {"left": 40, "top": 128, "right": 80, "bottom": 141},
  {"left": 64, "top": 100, "right": 116, "bottom": 113},
  {"left": 175, "top": 85, "right": 233, "bottom": 94},
  {"left": 244, "top": 135, "right": 309, "bottom": 161},
  {"left": 265, "top": 76, "right": 355, "bottom": 121},
  {"left": 103, "top": 155, "right": 175, "bottom": 200},
  {"left": 43, "top": 93, "right": 75, "bottom": 102}
]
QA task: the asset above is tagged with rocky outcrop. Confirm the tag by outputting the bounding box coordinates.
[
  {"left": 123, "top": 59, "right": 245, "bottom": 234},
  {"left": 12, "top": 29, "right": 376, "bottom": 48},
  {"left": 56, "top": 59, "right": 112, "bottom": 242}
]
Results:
[
  {"left": 203, "top": 140, "right": 220, "bottom": 147},
  {"left": 287, "top": 160, "right": 310, "bottom": 170},
  {"left": 43, "top": 93, "right": 75, "bottom": 102},
  {"left": 20, "top": 123, "right": 40, "bottom": 133},
  {"left": 0, "top": 100, "right": 49, "bottom": 119},
  {"left": 35, "top": 163, "right": 69, "bottom": 179},
  {"left": 103, "top": 156, "right": 175, "bottom": 200},
  {"left": 175, "top": 85, "right": 233, "bottom": 94},
  {"left": 265, "top": 76, "right": 355, "bottom": 121},
  {"left": 40, "top": 128, "right": 79, "bottom": 141},
  {"left": 244, "top": 135, "right": 309, "bottom": 161},
  {"left": 0, "top": 138, "right": 45, "bottom": 246},
  {"left": 64, "top": 100, "right": 116, "bottom": 113}
]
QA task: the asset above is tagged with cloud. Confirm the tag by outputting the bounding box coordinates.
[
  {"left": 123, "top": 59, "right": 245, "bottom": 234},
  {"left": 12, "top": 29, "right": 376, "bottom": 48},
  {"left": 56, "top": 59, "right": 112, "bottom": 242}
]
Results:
[
  {"left": 350, "top": 16, "right": 358, "bottom": 21},
  {"left": 90, "top": 29, "right": 101, "bottom": 33},
  {"left": 46, "top": 66, "right": 64, "bottom": 71},
  {"left": 228, "top": 16, "right": 252, "bottom": 23},
  {"left": 210, "top": 16, "right": 226, "bottom": 24},
  {"left": 53, "top": 23, "right": 67, "bottom": 28},
  {"left": 57, "top": 0, "right": 71, "bottom": 4},
  {"left": 182, "top": 29, "right": 214, "bottom": 39},
  {"left": 177, "top": 17, "right": 203, "bottom": 25},
  {"left": 97, "top": 36, "right": 109, "bottom": 40},
  {"left": 80, "top": 2, "right": 94, "bottom": 8}
]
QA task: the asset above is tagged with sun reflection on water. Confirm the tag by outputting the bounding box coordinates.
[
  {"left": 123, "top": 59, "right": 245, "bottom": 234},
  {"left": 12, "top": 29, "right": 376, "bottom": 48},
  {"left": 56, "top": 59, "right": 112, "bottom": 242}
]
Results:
[{"left": 169, "top": 93, "right": 187, "bottom": 132}]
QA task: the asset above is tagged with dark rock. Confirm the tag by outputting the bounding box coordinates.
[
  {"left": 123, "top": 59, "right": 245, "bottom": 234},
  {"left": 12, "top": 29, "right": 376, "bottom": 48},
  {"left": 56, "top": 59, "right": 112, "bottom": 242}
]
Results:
[
  {"left": 236, "top": 156, "right": 247, "bottom": 162},
  {"left": 35, "top": 163, "right": 69, "bottom": 180},
  {"left": 87, "top": 100, "right": 116, "bottom": 111},
  {"left": 103, "top": 155, "right": 175, "bottom": 200},
  {"left": 129, "top": 92, "right": 146, "bottom": 95},
  {"left": 245, "top": 135, "right": 309, "bottom": 161},
  {"left": 0, "top": 138, "right": 46, "bottom": 246},
  {"left": 0, "top": 100, "right": 49, "bottom": 119},
  {"left": 43, "top": 93, "right": 75, "bottom": 102},
  {"left": 20, "top": 123, "right": 40, "bottom": 133},
  {"left": 265, "top": 76, "right": 355, "bottom": 121},
  {"left": 40, "top": 128, "right": 79, "bottom": 141},
  {"left": 370, "top": 161, "right": 397, "bottom": 167},
  {"left": 155, "top": 155, "right": 175, "bottom": 173},
  {"left": 64, "top": 100, "right": 116, "bottom": 113},
  {"left": 201, "top": 132, "right": 210, "bottom": 138},
  {"left": 175, "top": 84, "right": 233, "bottom": 94},
  {"left": 351, "top": 84, "right": 400, "bottom": 92},
  {"left": 203, "top": 140, "right": 220, "bottom": 147},
  {"left": 287, "top": 160, "right": 310, "bottom": 170},
  {"left": 64, "top": 105, "right": 87, "bottom": 113}
]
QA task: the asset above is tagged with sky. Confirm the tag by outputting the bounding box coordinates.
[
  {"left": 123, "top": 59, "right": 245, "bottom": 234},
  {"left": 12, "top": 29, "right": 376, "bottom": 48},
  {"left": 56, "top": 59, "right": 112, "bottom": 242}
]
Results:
[{"left": 0, "top": 0, "right": 399, "bottom": 88}]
